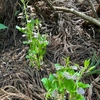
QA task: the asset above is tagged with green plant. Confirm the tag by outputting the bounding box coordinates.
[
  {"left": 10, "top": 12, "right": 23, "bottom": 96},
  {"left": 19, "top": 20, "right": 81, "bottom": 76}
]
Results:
[
  {"left": 16, "top": 0, "right": 48, "bottom": 69},
  {"left": 41, "top": 58, "right": 94, "bottom": 100},
  {"left": 0, "top": 23, "right": 7, "bottom": 29}
]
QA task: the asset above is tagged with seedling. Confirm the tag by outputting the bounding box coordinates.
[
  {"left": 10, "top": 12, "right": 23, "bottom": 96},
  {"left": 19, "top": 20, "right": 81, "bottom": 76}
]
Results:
[
  {"left": 16, "top": 0, "right": 48, "bottom": 69},
  {"left": 42, "top": 58, "right": 94, "bottom": 100}
]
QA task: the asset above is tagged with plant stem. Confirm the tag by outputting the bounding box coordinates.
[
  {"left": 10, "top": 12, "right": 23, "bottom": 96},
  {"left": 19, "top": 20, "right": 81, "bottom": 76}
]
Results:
[{"left": 22, "top": 0, "right": 28, "bottom": 22}]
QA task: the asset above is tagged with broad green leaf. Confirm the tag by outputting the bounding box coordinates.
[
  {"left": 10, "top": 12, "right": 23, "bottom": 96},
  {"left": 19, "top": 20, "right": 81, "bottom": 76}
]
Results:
[
  {"left": 49, "top": 74, "right": 56, "bottom": 82},
  {"left": 64, "top": 78, "right": 75, "bottom": 92},
  {"left": 41, "top": 78, "right": 51, "bottom": 91},
  {"left": 78, "top": 82, "right": 90, "bottom": 88},
  {"left": 0, "top": 24, "right": 7, "bottom": 29},
  {"left": 51, "top": 81, "right": 58, "bottom": 90}
]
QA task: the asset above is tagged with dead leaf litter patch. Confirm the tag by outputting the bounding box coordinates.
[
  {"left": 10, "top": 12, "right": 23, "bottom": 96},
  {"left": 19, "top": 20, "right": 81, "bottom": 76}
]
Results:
[{"left": 0, "top": 0, "right": 100, "bottom": 100}]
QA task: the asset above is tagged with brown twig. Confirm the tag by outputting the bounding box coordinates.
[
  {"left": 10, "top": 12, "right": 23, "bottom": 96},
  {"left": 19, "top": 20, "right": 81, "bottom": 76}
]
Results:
[
  {"left": 43, "top": 0, "right": 55, "bottom": 10},
  {"left": 54, "top": 6, "right": 100, "bottom": 27},
  {"left": 0, "top": 86, "right": 32, "bottom": 100}
]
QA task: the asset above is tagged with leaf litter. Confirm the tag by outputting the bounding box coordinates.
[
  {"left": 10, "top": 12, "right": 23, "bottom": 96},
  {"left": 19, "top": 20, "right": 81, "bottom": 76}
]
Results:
[{"left": 0, "top": 0, "right": 100, "bottom": 100}]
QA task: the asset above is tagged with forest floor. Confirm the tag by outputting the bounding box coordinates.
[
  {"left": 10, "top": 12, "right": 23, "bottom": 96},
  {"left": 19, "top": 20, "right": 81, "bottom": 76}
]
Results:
[{"left": 0, "top": 0, "right": 100, "bottom": 100}]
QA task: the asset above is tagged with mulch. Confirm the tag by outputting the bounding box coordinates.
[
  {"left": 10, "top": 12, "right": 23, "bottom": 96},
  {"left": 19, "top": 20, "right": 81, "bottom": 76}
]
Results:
[{"left": 0, "top": 0, "right": 100, "bottom": 100}]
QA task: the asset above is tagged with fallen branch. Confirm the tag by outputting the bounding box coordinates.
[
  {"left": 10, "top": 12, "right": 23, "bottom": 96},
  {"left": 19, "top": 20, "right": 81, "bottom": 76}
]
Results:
[
  {"left": 35, "top": 0, "right": 100, "bottom": 27},
  {"left": 54, "top": 6, "right": 100, "bottom": 27}
]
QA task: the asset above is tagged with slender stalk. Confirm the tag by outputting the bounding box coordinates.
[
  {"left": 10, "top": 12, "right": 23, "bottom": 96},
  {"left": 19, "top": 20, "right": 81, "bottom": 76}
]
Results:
[{"left": 54, "top": 6, "right": 100, "bottom": 27}]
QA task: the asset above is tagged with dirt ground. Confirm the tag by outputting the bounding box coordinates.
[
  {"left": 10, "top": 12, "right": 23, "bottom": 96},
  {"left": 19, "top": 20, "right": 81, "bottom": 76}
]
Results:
[{"left": 0, "top": 0, "right": 100, "bottom": 100}]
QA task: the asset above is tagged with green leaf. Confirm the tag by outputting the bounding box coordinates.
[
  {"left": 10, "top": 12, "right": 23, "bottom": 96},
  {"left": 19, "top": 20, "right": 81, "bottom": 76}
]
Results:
[
  {"left": 16, "top": 25, "right": 21, "bottom": 30},
  {"left": 55, "top": 64, "right": 64, "bottom": 70},
  {"left": 41, "top": 78, "right": 51, "bottom": 91},
  {"left": 42, "top": 74, "right": 58, "bottom": 92},
  {"left": 15, "top": 11, "right": 19, "bottom": 16},
  {"left": 0, "top": 24, "right": 7, "bottom": 29},
  {"left": 87, "top": 66, "right": 95, "bottom": 72},
  {"left": 52, "top": 81, "right": 58, "bottom": 90},
  {"left": 65, "top": 57, "right": 71, "bottom": 66},
  {"left": 26, "top": 55, "right": 30, "bottom": 59},
  {"left": 78, "top": 82, "right": 90, "bottom": 88},
  {"left": 64, "top": 78, "right": 75, "bottom": 92},
  {"left": 75, "top": 94, "right": 85, "bottom": 100},
  {"left": 16, "top": 25, "right": 26, "bottom": 33},
  {"left": 49, "top": 74, "right": 56, "bottom": 82},
  {"left": 84, "top": 59, "right": 90, "bottom": 68},
  {"left": 23, "top": 41, "right": 28, "bottom": 44},
  {"left": 35, "top": 19, "right": 40, "bottom": 26}
]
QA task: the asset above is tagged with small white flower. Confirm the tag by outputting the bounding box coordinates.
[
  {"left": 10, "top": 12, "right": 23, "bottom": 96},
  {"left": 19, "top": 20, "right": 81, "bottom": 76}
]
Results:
[
  {"left": 35, "top": 26, "right": 38, "bottom": 29},
  {"left": 39, "top": 23, "right": 42, "bottom": 27},
  {"left": 33, "top": 32, "right": 37, "bottom": 35},
  {"left": 22, "top": 34, "right": 26, "bottom": 37},
  {"left": 33, "top": 32, "right": 39, "bottom": 38},
  {"left": 34, "top": 35, "right": 38, "bottom": 38},
  {"left": 77, "top": 87, "right": 85, "bottom": 95},
  {"left": 42, "top": 35, "right": 44, "bottom": 37},
  {"left": 27, "top": 20, "right": 31, "bottom": 23},
  {"left": 22, "top": 27, "right": 26, "bottom": 30},
  {"left": 40, "top": 62, "right": 43, "bottom": 65}
]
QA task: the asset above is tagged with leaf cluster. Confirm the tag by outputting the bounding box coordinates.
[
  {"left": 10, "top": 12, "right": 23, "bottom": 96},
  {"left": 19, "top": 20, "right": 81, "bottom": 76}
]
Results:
[
  {"left": 41, "top": 58, "right": 94, "bottom": 100},
  {"left": 16, "top": 19, "right": 48, "bottom": 69},
  {"left": 16, "top": 0, "right": 48, "bottom": 69}
]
